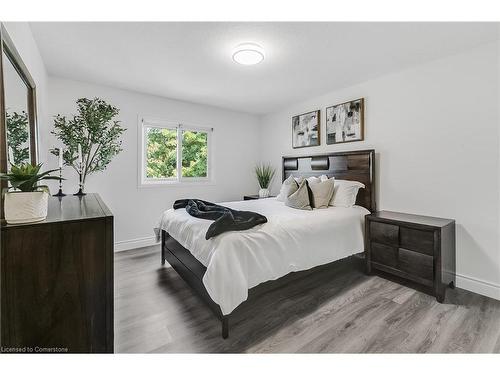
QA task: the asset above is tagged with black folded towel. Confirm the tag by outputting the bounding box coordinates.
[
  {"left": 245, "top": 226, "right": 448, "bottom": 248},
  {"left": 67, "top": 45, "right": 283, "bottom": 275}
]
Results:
[{"left": 173, "top": 199, "right": 268, "bottom": 239}]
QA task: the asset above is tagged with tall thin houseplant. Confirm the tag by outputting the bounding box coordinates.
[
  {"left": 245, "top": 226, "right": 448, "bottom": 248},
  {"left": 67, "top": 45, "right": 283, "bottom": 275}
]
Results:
[{"left": 255, "top": 163, "right": 275, "bottom": 198}]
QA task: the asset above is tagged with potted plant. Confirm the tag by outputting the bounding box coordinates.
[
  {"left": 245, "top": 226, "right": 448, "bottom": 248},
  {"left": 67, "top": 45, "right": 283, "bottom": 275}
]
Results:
[
  {"left": 0, "top": 163, "right": 63, "bottom": 224},
  {"left": 50, "top": 97, "right": 126, "bottom": 194},
  {"left": 255, "top": 163, "right": 275, "bottom": 198}
]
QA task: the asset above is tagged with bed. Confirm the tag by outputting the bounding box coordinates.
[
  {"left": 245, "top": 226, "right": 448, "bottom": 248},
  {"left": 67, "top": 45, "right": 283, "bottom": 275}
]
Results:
[{"left": 156, "top": 149, "right": 375, "bottom": 338}]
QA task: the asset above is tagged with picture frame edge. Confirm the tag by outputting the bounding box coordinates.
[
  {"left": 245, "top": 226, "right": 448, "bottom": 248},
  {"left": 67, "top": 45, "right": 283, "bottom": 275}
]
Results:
[
  {"left": 325, "top": 97, "right": 365, "bottom": 145},
  {"left": 291, "top": 109, "right": 321, "bottom": 149}
]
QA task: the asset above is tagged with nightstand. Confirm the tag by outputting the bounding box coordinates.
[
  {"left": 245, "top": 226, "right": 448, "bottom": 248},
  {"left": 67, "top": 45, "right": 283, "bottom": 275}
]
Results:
[
  {"left": 365, "top": 211, "right": 456, "bottom": 302},
  {"left": 243, "top": 195, "right": 276, "bottom": 200}
]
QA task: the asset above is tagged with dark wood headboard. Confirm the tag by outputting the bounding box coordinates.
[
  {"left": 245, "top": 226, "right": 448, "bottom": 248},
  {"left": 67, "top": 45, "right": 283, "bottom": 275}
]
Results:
[{"left": 282, "top": 149, "right": 376, "bottom": 212}]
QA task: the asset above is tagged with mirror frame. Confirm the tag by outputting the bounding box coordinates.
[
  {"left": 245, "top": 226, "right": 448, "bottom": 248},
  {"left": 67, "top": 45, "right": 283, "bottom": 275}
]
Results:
[{"left": 0, "top": 23, "right": 39, "bottom": 174}]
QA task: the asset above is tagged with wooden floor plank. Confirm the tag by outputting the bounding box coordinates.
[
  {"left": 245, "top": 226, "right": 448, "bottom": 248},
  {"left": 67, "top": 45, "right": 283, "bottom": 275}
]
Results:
[{"left": 115, "top": 245, "right": 500, "bottom": 353}]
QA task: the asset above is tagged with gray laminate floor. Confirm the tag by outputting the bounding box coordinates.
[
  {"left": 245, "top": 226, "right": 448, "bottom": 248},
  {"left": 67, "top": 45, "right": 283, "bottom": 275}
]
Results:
[{"left": 115, "top": 245, "right": 500, "bottom": 353}]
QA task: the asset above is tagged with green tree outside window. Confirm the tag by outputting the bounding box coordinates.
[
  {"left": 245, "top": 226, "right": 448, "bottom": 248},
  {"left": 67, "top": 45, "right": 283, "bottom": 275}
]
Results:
[
  {"left": 146, "top": 127, "right": 177, "bottom": 178},
  {"left": 145, "top": 127, "right": 208, "bottom": 180},
  {"left": 182, "top": 130, "right": 207, "bottom": 178}
]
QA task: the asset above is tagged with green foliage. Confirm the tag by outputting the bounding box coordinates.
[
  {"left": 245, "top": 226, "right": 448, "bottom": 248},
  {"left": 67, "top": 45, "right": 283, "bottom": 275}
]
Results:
[
  {"left": 145, "top": 128, "right": 208, "bottom": 179},
  {"left": 6, "top": 110, "right": 30, "bottom": 165},
  {"left": 255, "top": 163, "right": 275, "bottom": 188},
  {"left": 50, "top": 98, "right": 126, "bottom": 185},
  {"left": 0, "top": 163, "right": 62, "bottom": 193},
  {"left": 182, "top": 131, "right": 207, "bottom": 178},
  {"left": 146, "top": 128, "right": 177, "bottom": 178}
]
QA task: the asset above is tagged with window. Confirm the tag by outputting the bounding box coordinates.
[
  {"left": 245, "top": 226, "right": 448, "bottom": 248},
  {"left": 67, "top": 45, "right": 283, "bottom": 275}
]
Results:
[{"left": 139, "top": 118, "right": 212, "bottom": 186}]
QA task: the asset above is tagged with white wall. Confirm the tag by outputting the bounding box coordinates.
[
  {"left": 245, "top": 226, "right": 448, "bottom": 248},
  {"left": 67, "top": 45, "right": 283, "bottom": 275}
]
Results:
[
  {"left": 259, "top": 42, "right": 500, "bottom": 300},
  {"left": 3, "top": 22, "right": 49, "bottom": 162},
  {"left": 47, "top": 77, "right": 261, "bottom": 250}
]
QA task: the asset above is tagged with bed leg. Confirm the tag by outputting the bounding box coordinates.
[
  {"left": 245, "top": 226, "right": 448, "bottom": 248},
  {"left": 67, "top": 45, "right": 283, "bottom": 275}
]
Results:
[
  {"left": 222, "top": 317, "right": 229, "bottom": 339},
  {"left": 161, "top": 231, "right": 166, "bottom": 266}
]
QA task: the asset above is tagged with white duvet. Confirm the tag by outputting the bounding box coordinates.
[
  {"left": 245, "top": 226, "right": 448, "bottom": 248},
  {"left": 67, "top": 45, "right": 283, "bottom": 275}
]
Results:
[{"left": 155, "top": 198, "right": 369, "bottom": 315}]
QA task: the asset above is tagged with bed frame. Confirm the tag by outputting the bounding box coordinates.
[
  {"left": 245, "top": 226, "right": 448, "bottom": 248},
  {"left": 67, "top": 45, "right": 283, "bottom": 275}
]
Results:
[{"left": 161, "top": 149, "right": 376, "bottom": 338}]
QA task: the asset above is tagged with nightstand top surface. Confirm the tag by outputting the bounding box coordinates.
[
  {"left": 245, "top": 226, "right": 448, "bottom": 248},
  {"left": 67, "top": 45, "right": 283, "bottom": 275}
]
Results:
[{"left": 367, "top": 210, "right": 454, "bottom": 228}]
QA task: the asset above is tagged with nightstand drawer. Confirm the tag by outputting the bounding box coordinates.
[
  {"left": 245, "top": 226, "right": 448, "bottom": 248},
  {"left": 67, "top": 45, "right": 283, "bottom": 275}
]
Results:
[
  {"left": 398, "top": 248, "right": 434, "bottom": 281},
  {"left": 370, "top": 221, "right": 399, "bottom": 246},
  {"left": 371, "top": 242, "right": 398, "bottom": 268},
  {"left": 400, "top": 227, "right": 434, "bottom": 255}
]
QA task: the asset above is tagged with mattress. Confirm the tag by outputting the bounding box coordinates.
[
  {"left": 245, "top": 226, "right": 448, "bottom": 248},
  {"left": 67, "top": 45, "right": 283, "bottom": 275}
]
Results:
[{"left": 156, "top": 198, "right": 369, "bottom": 315}]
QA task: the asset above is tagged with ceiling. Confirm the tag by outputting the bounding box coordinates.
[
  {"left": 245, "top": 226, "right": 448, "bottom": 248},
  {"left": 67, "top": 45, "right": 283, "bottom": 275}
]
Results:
[{"left": 30, "top": 22, "right": 498, "bottom": 115}]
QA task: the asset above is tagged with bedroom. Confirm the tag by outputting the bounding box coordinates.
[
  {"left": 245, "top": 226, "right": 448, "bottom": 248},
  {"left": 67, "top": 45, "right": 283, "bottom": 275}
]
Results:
[{"left": 1, "top": 0, "right": 500, "bottom": 370}]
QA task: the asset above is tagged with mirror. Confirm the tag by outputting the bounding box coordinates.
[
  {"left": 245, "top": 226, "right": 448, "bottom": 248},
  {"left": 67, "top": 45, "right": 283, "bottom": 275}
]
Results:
[
  {"left": 3, "top": 48, "right": 31, "bottom": 167},
  {"left": 0, "top": 23, "right": 38, "bottom": 174}
]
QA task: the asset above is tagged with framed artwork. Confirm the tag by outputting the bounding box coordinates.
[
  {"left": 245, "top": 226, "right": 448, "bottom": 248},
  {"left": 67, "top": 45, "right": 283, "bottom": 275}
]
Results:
[
  {"left": 326, "top": 98, "right": 364, "bottom": 144},
  {"left": 292, "top": 110, "right": 320, "bottom": 148}
]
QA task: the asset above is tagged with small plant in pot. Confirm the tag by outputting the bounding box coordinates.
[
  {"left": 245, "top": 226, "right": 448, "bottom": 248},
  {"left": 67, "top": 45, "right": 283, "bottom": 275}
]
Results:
[
  {"left": 0, "top": 163, "right": 63, "bottom": 224},
  {"left": 255, "top": 164, "right": 275, "bottom": 198}
]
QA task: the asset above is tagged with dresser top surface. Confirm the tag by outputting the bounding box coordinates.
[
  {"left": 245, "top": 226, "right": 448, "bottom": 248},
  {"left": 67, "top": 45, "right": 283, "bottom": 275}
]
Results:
[
  {"left": 1, "top": 193, "right": 112, "bottom": 229},
  {"left": 367, "top": 210, "right": 454, "bottom": 228}
]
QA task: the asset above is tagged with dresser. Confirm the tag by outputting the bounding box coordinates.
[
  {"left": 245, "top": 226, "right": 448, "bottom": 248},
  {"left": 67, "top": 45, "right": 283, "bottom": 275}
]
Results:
[
  {"left": 1, "top": 194, "right": 114, "bottom": 353},
  {"left": 365, "top": 211, "right": 455, "bottom": 302}
]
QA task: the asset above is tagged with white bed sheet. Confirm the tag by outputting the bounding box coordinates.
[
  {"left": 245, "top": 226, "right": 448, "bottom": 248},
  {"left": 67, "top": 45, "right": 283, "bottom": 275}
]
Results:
[{"left": 155, "top": 198, "right": 369, "bottom": 315}]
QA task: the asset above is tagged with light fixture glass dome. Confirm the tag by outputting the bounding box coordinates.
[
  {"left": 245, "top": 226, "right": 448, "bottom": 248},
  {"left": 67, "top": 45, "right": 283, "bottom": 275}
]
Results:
[{"left": 232, "top": 43, "right": 264, "bottom": 65}]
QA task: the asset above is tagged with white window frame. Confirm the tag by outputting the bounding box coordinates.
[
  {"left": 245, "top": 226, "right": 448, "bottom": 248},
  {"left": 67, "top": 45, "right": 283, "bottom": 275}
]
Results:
[{"left": 138, "top": 116, "right": 214, "bottom": 187}]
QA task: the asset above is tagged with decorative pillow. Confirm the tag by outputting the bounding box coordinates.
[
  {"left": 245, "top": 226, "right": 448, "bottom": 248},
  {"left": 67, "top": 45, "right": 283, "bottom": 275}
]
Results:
[
  {"left": 293, "top": 176, "right": 305, "bottom": 184},
  {"left": 276, "top": 175, "right": 299, "bottom": 201},
  {"left": 306, "top": 176, "right": 321, "bottom": 184},
  {"left": 285, "top": 180, "right": 312, "bottom": 210},
  {"left": 330, "top": 180, "right": 365, "bottom": 207},
  {"left": 308, "top": 178, "right": 335, "bottom": 208}
]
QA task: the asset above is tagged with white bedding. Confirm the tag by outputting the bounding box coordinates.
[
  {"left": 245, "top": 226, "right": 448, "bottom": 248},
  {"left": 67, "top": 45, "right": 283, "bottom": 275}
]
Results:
[{"left": 155, "top": 198, "right": 369, "bottom": 315}]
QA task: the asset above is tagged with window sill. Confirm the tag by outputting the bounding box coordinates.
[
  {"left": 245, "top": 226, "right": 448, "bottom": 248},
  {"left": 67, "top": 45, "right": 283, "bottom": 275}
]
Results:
[{"left": 138, "top": 179, "right": 216, "bottom": 188}]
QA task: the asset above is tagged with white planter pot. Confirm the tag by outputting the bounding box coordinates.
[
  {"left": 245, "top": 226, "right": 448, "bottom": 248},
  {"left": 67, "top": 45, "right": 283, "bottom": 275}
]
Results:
[
  {"left": 258, "top": 188, "right": 270, "bottom": 198},
  {"left": 4, "top": 191, "right": 49, "bottom": 224}
]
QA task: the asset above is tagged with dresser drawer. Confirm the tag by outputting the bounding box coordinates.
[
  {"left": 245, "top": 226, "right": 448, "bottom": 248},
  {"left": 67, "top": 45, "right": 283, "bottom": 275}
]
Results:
[
  {"left": 370, "top": 221, "right": 399, "bottom": 246},
  {"left": 398, "top": 248, "right": 434, "bottom": 281},
  {"left": 371, "top": 242, "right": 398, "bottom": 268},
  {"left": 400, "top": 227, "right": 434, "bottom": 256}
]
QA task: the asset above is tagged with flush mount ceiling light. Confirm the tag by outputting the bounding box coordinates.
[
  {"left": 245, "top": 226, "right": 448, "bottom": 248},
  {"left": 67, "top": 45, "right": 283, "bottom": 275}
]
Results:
[{"left": 232, "top": 43, "right": 265, "bottom": 65}]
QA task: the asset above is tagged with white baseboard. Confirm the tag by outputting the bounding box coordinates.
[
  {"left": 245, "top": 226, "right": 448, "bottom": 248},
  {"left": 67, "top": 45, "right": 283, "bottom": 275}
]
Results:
[
  {"left": 114, "top": 236, "right": 159, "bottom": 252},
  {"left": 455, "top": 273, "right": 500, "bottom": 301}
]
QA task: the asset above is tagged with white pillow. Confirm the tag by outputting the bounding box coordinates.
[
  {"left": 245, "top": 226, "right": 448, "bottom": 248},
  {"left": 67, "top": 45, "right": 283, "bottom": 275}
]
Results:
[
  {"left": 330, "top": 179, "right": 365, "bottom": 207},
  {"left": 288, "top": 175, "right": 329, "bottom": 185},
  {"left": 277, "top": 175, "right": 300, "bottom": 202}
]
